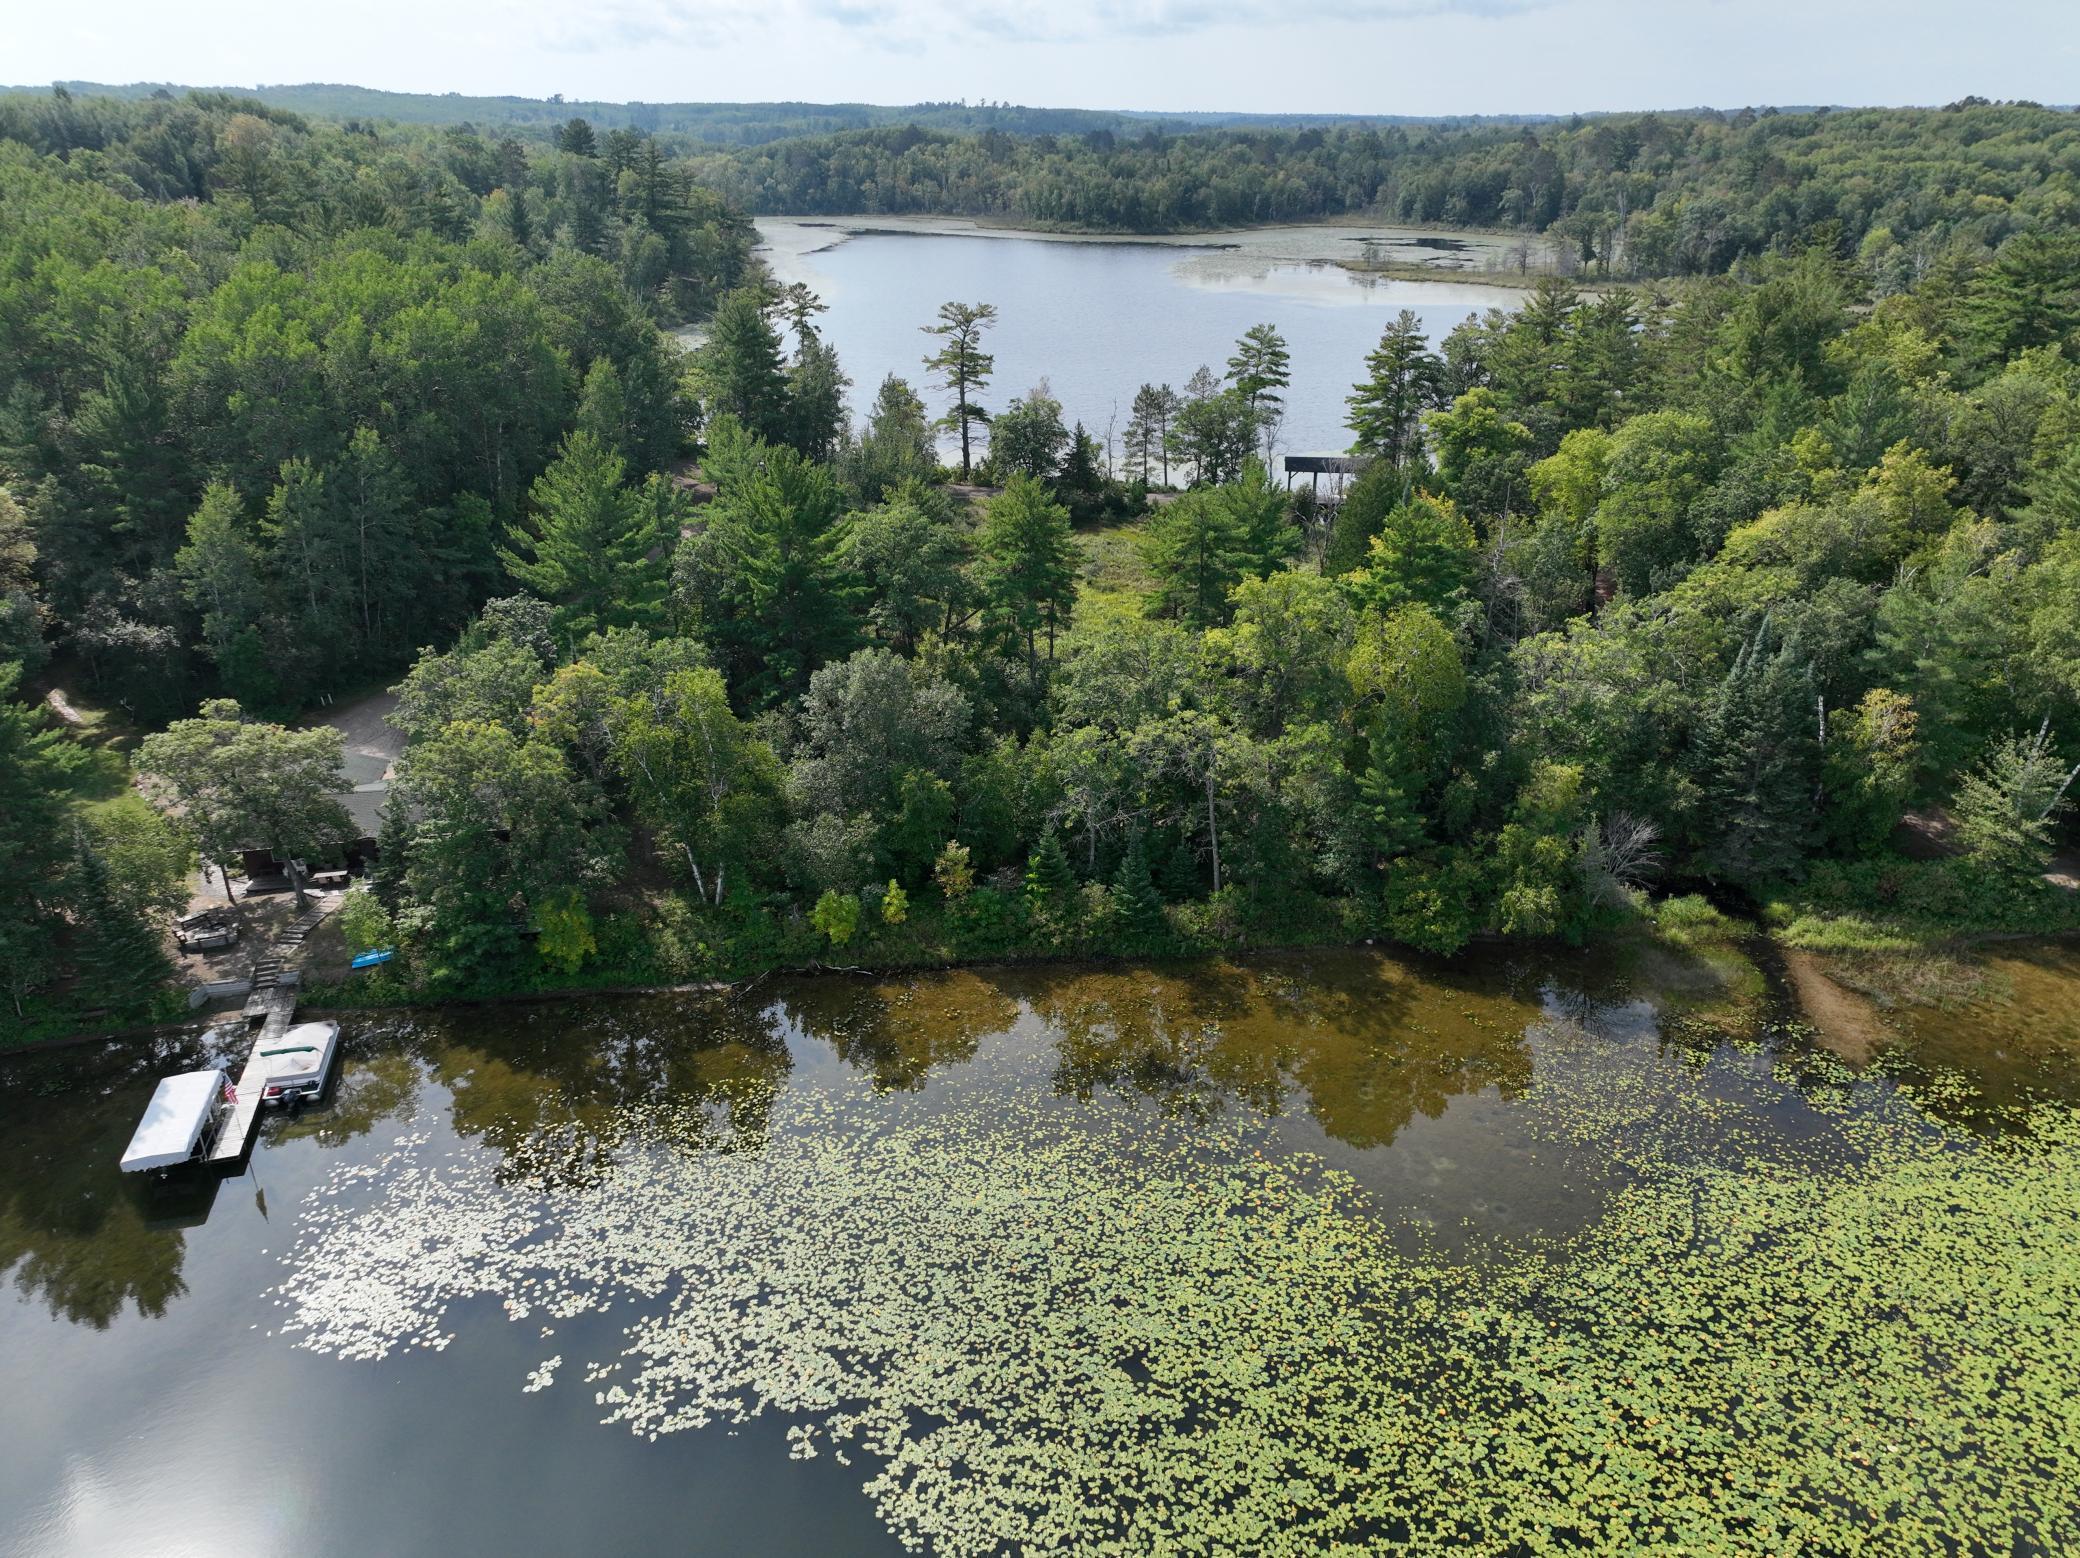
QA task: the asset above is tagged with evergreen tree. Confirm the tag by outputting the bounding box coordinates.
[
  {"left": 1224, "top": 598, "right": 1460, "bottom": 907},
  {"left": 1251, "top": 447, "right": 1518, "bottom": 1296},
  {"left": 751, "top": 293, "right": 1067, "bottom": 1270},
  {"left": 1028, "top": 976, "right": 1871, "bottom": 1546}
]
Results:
[
  {"left": 2018, "top": 442, "right": 2080, "bottom": 543},
  {"left": 326, "top": 427, "right": 417, "bottom": 661},
  {"left": 779, "top": 281, "right": 829, "bottom": 349},
  {"left": 921, "top": 300, "right": 997, "bottom": 481},
  {"left": 64, "top": 823, "right": 172, "bottom": 1008},
  {"left": 991, "top": 386, "right": 1070, "bottom": 481},
  {"left": 1958, "top": 232, "right": 2080, "bottom": 372},
  {"left": 687, "top": 425, "right": 860, "bottom": 702},
  {"left": 1354, "top": 736, "right": 1429, "bottom": 880},
  {"left": 1951, "top": 722, "right": 2079, "bottom": 879},
  {"left": 1111, "top": 834, "right": 1167, "bottom": 944},
  {"left": 1167, "top": 368, "right": 1256, "bottom": 487},
  {"left": 843, "top": 374, "right": 939, "bottom": 503},
  {"left": 0, "top": 665, "right": 73, "bottom": 1017},
  {"left": 1025, "top": 829, "right": 1077, "bottom": 909},
  {"left": 174, "top": 483, "right": 267, "bottom": 694},
  {"left": 1690, "top": 624, "right": 1820, "bottom": 886},
  {"left": 695, "top": 286, "right": 791, "bottom": 444},
  {"left": 1227, "top": 323, "right": 1292, "bottom": 416},
  {"left": 556, "top": 118, "right": 598, "bottom": 157},
  {"left": 1321, "top": 461, "right": 1402, "bottom": 577},
  {"left": 975, "top": 474, "right": 1077, "bottom": 670},
  {"left": 500, "top": 432, "right": 669, "bottom": 643},
  {"left": 1142, "top": 485, "right": 1252, "bottom": 628},
  {"left": 1347, "top": 494, "right": 1479, "bottom": 617},
  {"left": 575, "top": 358, "right": 631, "bottom": 465},
  {"left": 1057, "top": 423, "right": 1109, "bottom": 524},
  {"left": 1125, "top": 383, "right": 1181, "bottom": 485},
  {"left": 1348, "top": 310, "right": 1443, "bottom": 466},
  {"left": 786, "top": 332, "right": 851, "bottom": 463}
]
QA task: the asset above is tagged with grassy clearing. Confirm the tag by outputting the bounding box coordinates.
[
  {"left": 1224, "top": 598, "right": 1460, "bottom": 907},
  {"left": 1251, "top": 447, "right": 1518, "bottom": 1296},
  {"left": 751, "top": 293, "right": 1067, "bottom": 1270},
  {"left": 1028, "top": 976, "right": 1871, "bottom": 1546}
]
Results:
[{"left": 1074, "top": 517, "right": 1154, "bottom": 604}]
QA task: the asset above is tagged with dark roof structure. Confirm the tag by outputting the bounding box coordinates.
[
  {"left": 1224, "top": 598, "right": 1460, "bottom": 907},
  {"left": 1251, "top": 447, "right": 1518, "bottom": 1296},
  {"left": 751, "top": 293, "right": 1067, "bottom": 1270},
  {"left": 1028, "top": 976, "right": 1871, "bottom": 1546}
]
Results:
[{"left": 1283, "top": 454, "right": 1368, "bottom": 475}]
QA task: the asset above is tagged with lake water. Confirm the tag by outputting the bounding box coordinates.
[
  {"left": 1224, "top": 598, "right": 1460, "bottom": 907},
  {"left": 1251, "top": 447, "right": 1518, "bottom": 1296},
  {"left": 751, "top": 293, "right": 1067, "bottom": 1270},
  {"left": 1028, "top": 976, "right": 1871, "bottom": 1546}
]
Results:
[
  {"left": 6, "top": 939, "right": 2080, "bottom": 1555},
  {"left": 748, "top": 219, "right": 1527, "bottom": 470}
]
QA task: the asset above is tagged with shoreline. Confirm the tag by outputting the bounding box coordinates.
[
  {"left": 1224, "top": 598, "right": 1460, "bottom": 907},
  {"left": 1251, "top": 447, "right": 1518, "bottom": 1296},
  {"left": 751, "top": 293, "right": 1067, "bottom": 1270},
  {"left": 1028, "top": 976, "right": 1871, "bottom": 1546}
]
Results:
[
  {"left": 751, "top": 212, "right": 1569, "bottom": 294},
  {"left": 14, "top": 914, "right": 2074, "bottom": 1058}
]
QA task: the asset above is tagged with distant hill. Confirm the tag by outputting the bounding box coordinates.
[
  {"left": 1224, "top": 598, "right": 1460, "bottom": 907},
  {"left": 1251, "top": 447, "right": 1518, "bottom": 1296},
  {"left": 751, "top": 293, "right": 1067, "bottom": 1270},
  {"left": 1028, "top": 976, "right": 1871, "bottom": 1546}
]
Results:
[{"left": 18, "top": 80, "right": 1565, "bottom": 145}]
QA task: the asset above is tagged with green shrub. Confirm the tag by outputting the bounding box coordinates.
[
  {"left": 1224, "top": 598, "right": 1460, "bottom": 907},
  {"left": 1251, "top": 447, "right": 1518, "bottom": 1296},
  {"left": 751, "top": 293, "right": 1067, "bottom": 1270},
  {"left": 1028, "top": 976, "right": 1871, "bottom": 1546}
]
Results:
[
  {"left": 1653, "top": 894, "right": 1742, "bottom": 946},
  {"left": 812, "top": 890, "right": 863, "bottom": 947},
  {"left": 337, "top": 888, "right": 395, "bottom": 957},
  {"left": 947, "top": 887, "right": 1026, "bottom": 956}
]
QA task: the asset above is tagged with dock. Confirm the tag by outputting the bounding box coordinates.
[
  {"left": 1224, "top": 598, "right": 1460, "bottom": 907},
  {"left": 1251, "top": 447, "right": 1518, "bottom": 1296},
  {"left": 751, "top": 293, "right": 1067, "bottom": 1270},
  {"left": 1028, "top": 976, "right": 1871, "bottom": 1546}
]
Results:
[
  {"left": 203, "top": 892, "right": 340, "bottom": 1167},
  {"left": 205, "top": 986, "right": 298, "bottom": 1165}
]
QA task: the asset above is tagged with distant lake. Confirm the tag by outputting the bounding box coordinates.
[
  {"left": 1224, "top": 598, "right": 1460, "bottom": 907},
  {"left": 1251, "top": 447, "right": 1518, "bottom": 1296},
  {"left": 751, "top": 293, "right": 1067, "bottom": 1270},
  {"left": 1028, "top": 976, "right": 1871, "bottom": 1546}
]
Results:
[{"left": 746, "top": 218, "right": 1529, "bottom": 471}]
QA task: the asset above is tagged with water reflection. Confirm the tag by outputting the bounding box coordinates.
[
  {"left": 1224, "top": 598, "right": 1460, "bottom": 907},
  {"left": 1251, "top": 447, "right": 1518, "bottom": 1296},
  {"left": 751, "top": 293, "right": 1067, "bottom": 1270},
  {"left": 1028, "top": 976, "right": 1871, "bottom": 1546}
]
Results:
[
  {"left": 0, "top": 1040, "right": 212, "bottom": 1327},
  {"left": 1021, "top": 956, "right": 1540, "bottom": 1146},
  {"left": 8, "top": 936, "right": 2080, "bottom": 1336},
  {"left": 770, "top": 971, "right": 1017, "bottom": 1092}
]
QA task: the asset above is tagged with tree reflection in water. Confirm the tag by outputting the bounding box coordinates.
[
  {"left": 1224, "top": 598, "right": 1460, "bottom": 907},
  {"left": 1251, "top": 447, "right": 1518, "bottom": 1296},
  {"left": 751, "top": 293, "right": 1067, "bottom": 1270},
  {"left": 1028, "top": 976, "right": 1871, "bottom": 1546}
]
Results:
[{"left": 0, "top": 1034, "right": 222, "bottom": 1328}]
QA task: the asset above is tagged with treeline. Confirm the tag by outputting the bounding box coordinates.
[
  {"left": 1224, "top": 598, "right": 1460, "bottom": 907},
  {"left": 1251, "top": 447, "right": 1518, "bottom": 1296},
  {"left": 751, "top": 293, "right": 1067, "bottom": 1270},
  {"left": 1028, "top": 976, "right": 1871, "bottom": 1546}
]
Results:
[
  {"left": 685, "top": 101, "right": 2080, "bottom": 272},
  {"left": 22, "top": 81, "right": 1532, "bottom": 145}
]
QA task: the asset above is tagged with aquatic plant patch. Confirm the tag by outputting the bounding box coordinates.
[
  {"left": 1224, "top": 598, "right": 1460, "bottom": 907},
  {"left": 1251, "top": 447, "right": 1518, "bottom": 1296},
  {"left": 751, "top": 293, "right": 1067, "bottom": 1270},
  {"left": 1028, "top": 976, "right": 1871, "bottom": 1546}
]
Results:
[{"left": 272, "top": 1064, "right": 2080, "bottom": 1554}]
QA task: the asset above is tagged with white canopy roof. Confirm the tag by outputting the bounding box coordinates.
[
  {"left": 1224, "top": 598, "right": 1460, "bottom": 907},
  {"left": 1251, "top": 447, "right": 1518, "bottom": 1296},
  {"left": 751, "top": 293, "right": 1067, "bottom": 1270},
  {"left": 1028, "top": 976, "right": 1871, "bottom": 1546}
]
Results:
[{"left": 119, "top": 1069, "right": 225, "bottom": 1172}]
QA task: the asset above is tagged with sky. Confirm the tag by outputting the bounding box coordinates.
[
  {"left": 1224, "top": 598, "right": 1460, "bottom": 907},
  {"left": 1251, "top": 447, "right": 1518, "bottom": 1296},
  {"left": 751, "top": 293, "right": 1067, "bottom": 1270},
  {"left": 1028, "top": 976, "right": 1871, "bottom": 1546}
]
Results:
[{"left": 12, "top": 0, "right": 2078, "bottom": 116}]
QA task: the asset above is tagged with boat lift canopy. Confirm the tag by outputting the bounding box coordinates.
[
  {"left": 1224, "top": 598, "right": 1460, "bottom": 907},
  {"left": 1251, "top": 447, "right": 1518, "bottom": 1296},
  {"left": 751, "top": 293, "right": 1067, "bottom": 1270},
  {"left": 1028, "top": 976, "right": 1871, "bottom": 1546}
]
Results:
[{"left": 119, "top": 1069, "right": 226, "bottom": 1173}]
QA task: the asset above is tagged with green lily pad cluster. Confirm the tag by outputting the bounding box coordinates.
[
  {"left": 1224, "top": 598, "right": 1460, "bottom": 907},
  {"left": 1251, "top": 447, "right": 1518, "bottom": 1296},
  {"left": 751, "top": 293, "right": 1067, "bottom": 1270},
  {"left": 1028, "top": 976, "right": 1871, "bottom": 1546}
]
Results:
[{"left": 272, "top": 1044, "right": 2080, "bottom": 1554}]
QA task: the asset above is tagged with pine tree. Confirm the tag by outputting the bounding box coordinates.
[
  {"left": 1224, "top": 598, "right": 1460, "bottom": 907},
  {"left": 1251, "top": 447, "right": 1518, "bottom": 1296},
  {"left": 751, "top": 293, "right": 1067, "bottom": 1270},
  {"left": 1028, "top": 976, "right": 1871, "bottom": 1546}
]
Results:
[
  {"left": 174, "top": 483, "right": 266, "bottom": 683},
  {"left": 693, "top": 432, "right": 860, "bottom": 702},
  {"left": 575, "top": 358, "right": 630, "bottom": 465},
  {"left": 695, "top": 287, "right": 791, "bottom": 444},
  {"left": 326, "top": 427, "right": 416, "bottom": 661},
  {"left": 65, "top": 824, "right": 172, "bottom": 1008},
  {"left": 1025, "top": 830, "right": 1076, "bottom": 908},
  {"left": 1125, "top": 383, "right": 1181, "bottom": 486},
  {"left": 500, "top": 432, "right": 668, "bottom": 643},
  {"left": 1111, "top": 834, "right": 1167, "bottom": 945},
  {"left": 0, "top": 666, "right": 73, "bottom": 1017},
  {"left": 1058, "top": 423, "right": 1107, "bottom": 524},
  {"left": 921, "top": 301, "right": 998, "bottom": 481},
  {"left": 1356, "top": 738, "right": 1429, "bottom": 872},
  {"left": 1348, "top": 310, "right": 1443, "bottom": 466},
  {"left": 1691, "top": 623, "right": 1820, "bottom": 886},
  {"left": 1226, "top": 323, "right": 1291, "bottom": 416},
  {"left": 1952, "top": 721, "right": 2079, "bottom": 879},
  {"left": 976, "top": 474, "right": 1077, "bottom": 670},
  {"left": 556, "top": 117, "right": 598, "bottom": 157},
  {"left": 1142, "top": 485, "right": 1251, "bottom": 628},
  {"left": 786, "top": 334, "right": 851, "bottom": 463}
]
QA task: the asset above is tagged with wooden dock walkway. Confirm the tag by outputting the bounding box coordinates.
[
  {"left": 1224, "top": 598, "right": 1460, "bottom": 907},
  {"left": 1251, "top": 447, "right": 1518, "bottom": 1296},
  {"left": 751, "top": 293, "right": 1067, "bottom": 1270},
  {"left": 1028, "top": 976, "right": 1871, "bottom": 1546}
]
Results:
[
  {"left": 205, "top": 891, "right": 341, "bottom": 1167},
  {"left": 207, "top": 986, "right": 297, "bottom": 1165}
]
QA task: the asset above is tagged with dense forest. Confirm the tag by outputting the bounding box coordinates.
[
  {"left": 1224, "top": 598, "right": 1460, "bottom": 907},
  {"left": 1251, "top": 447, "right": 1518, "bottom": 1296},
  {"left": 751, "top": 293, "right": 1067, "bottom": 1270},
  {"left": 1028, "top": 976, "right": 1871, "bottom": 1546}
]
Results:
[
  {"left": 2, "top": 86, "right": 2078, "bottom": 1034},
  {"left": 685, "top": 101, "right": 2080, "bottom": 263}
]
